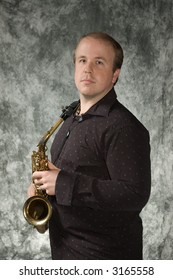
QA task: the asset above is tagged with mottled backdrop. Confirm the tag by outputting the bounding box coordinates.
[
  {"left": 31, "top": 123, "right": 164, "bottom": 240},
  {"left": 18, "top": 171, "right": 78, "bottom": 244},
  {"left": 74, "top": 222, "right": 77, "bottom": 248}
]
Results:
[{"left": 0, "top": 0, "right": 172, "bottom": 260}]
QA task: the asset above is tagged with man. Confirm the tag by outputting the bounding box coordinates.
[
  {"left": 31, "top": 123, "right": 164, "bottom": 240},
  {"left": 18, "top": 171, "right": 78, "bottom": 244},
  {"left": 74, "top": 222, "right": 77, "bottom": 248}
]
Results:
[{"left": 28, "top": 32, "right": 151, "bottom": 259}]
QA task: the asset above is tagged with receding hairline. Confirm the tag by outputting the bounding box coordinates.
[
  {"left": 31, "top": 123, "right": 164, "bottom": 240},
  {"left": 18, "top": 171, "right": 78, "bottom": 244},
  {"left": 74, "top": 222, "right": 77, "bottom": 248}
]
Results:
[{"left": 73, "top": 32, "right": 124, "bottom": 70}]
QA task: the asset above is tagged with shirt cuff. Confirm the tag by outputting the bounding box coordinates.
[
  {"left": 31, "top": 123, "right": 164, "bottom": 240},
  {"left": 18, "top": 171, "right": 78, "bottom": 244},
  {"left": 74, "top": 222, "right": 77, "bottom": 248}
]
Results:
[{"left": 55, "top": 169, "right": 77, "bottom": 206}]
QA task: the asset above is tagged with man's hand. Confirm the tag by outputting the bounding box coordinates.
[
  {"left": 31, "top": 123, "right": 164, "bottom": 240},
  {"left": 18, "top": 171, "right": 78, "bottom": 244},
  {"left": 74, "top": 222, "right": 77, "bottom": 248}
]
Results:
[
  {"left": 31, "top": 161, "right": 61, "bottom": 196},
  {"left": 27, "top": 183, "right": 36, "bottom": 197}
]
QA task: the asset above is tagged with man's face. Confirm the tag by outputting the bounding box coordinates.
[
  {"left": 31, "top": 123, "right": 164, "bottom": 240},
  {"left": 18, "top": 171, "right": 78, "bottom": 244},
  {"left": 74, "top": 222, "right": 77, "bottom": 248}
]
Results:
[{"left": 74, "top": 37, "right": 120, "bottom": 100}]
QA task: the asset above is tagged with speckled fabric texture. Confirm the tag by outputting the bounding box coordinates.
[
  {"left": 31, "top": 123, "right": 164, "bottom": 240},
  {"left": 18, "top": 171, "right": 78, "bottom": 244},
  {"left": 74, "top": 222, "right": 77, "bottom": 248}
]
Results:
[
  {"left": 0, "top": 0, "right": 172, "bottom": 259},
  {"left": 49, "top": 88, "right": 151, "bottom": 259}
]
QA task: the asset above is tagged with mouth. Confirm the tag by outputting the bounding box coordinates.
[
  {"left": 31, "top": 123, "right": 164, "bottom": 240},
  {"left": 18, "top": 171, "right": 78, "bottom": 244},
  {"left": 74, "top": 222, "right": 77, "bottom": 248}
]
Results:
[{"left": 80, "top": 78, "right": 95, "bottom": 85}]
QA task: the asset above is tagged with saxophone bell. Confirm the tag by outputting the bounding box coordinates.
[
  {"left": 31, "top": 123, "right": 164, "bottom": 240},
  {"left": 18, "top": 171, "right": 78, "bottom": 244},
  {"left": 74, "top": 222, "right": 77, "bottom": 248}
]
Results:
[{"left": 23, "top": 194, "right": 52, "bottom": 234}]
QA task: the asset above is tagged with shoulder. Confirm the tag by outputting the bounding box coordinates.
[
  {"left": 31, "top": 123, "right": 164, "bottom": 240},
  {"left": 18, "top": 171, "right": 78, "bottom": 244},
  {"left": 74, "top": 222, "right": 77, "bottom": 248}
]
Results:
[
  {"left": 108, "top": 100, "right": 149, "bottom": 135},
  {"left": 93, "top": 100, "right": 150, "bottom": 149}
]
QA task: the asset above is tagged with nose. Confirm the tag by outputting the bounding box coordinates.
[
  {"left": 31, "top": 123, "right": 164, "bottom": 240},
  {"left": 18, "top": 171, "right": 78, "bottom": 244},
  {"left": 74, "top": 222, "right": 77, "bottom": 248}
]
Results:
[
  {"left": 84, "top": 61, "right": 92, "bottom": 73},
  {"left": 84, "top": 69, "right": 91, "bottom": 73}
]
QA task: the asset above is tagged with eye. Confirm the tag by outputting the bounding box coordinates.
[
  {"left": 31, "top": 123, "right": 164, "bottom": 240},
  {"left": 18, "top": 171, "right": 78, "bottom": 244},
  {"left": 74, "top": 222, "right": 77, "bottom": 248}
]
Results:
[
  {"left": 96, "top": 60, "right": 104, "bottom": 65},
  {"left": 78, "top": 58, "right": 86, "bottom": 63}
]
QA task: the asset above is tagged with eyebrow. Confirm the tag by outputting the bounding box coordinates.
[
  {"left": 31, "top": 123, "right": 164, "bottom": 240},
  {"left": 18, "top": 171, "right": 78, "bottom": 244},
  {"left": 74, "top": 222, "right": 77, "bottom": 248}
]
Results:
[
  {"left": 77, "top": 55, "right": 106, "bottom": 61},
  {"left": 76, "top": 55, "right": 86, "bottom": 59},
  {"left": 95, "top": 56, "right": 106, "bottom": 61}
]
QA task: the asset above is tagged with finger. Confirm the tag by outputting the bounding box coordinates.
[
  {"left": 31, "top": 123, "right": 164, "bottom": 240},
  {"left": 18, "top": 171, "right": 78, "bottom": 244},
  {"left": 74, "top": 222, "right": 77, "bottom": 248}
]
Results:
[
  {"left": 32, "top": 171, "right": 44, "bottom": 180},
  {"left": 48, "top": 161, "right": 59, "bottom": 170},
  {"left": 33, "top": 178, "right": 43, "bottom": 186},
  {"left": 45, "top": 189, "right": 49, "bottom": 195},
  {"left": 27, "top": 183, "right": 36, "bottom": 197},
  {"left": 37, "top": 186, "right": 44, "bottom": 192}
]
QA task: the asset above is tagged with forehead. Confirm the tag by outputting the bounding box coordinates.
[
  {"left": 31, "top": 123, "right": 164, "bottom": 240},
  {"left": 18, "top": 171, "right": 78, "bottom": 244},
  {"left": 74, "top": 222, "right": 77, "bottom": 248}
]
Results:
[{"left": 75, "top": 37, "right": 115, "bottom": 58}]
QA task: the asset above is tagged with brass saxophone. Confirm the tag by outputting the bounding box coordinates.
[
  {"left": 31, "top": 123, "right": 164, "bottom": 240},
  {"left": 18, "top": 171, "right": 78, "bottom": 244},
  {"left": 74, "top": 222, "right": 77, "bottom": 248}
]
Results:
[{"left": 23, "top": 101, "right": 79, "bottom": 233}]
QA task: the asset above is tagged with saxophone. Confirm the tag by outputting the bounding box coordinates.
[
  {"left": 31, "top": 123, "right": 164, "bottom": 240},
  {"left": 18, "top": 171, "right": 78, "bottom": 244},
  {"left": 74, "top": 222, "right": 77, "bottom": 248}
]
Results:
[{"left": 23, "top": 101, "right": 79, "bottom": 233}]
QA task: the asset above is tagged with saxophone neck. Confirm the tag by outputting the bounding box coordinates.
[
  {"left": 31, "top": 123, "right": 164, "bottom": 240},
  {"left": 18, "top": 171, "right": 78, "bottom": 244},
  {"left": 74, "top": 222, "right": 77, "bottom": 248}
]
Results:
[
  {"left": 38, "top": 118, "right": 64, "bottom": 148},
  {"left": 37, "top": 100, "right": 79, "bottom": 147}
]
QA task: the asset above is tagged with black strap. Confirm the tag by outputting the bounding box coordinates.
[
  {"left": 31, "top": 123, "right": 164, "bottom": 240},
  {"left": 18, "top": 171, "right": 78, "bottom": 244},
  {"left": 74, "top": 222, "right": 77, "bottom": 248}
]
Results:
[{"left": 60, "top": 100, "right": 79, "bottom": 121}]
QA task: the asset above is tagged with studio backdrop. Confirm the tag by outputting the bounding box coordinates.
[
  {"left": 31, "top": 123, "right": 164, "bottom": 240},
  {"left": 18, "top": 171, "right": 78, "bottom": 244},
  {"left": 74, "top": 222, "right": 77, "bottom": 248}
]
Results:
[{"left": 0, "top": 0, "right": 172, "bottom": 259}]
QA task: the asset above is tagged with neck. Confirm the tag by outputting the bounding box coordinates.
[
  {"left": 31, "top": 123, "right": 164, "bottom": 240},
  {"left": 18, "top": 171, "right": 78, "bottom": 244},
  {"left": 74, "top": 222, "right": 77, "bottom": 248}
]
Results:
[
  {"left": 79, "top": 98, "right": 95, "bottom": 115},
  {"left": 79, "top": 88, "right": 113, "bottom": 114}
]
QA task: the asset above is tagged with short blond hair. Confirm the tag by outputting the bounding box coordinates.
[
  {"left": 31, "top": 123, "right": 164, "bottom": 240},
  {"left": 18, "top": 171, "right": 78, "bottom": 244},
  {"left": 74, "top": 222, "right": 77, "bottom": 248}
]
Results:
[{"left": 73, "top": 32, "right": 124, "bottom": 71}]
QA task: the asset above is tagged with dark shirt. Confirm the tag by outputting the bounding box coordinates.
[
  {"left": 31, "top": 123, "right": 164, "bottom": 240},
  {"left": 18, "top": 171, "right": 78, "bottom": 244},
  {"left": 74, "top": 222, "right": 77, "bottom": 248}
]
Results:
[{"left": 49, "top": 88, "right": 151, "bottom": 260}]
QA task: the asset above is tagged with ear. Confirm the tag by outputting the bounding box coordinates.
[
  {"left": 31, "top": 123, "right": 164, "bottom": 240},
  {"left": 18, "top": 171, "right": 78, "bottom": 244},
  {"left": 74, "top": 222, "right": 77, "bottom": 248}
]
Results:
[{"left": 112, "top": 69, "right": 121, "bottom": 84}]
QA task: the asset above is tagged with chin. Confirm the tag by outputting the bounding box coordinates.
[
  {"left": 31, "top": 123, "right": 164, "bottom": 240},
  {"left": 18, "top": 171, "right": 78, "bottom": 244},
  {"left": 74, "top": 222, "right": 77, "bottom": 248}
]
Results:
[
  {"left": 80, "top": 90, "right": 96, "bottom": 97},
  {"left": 77, "top": 87, "right": 92, "bottom": 95}
]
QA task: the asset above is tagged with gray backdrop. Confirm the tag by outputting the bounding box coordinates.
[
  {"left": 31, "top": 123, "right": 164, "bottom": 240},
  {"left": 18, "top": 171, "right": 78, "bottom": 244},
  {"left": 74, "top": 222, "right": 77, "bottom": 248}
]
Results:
[{"left": 0, "top": 0, "right": 172, "bottom": 260}]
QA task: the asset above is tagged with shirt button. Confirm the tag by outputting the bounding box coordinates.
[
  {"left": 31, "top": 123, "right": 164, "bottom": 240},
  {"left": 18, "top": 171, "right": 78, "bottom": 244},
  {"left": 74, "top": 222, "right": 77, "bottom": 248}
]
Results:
[
  {"left": 78, "top": 116, "right": 83, "bottom": 122},
  {"left": 66, "top": 131, "right": 70, "bottom": 137}
]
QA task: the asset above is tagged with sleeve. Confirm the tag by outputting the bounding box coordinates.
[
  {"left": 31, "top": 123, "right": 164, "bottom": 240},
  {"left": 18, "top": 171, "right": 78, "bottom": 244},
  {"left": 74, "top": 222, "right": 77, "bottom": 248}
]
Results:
[{"left": 55, "top": 125, "right": 151, "bottom": 212}]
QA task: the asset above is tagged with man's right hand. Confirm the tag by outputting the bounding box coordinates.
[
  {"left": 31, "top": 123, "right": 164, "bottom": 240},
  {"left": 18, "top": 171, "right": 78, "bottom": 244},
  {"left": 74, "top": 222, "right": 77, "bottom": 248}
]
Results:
[{"left": 27, "top": 183, "right": 36, "bottom": 198}]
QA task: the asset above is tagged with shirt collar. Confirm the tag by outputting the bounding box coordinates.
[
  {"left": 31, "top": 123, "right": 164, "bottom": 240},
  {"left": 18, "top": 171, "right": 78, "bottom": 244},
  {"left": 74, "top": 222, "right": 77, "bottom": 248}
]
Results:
[{"left": 82, "top": 87, "right": 117, "bottom": 117}]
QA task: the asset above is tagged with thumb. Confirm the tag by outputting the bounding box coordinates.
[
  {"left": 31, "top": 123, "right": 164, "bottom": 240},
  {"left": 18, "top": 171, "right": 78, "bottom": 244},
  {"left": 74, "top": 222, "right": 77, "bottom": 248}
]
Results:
[{"left": 48, "top": 161, "right": 59, "bottom": 170}]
